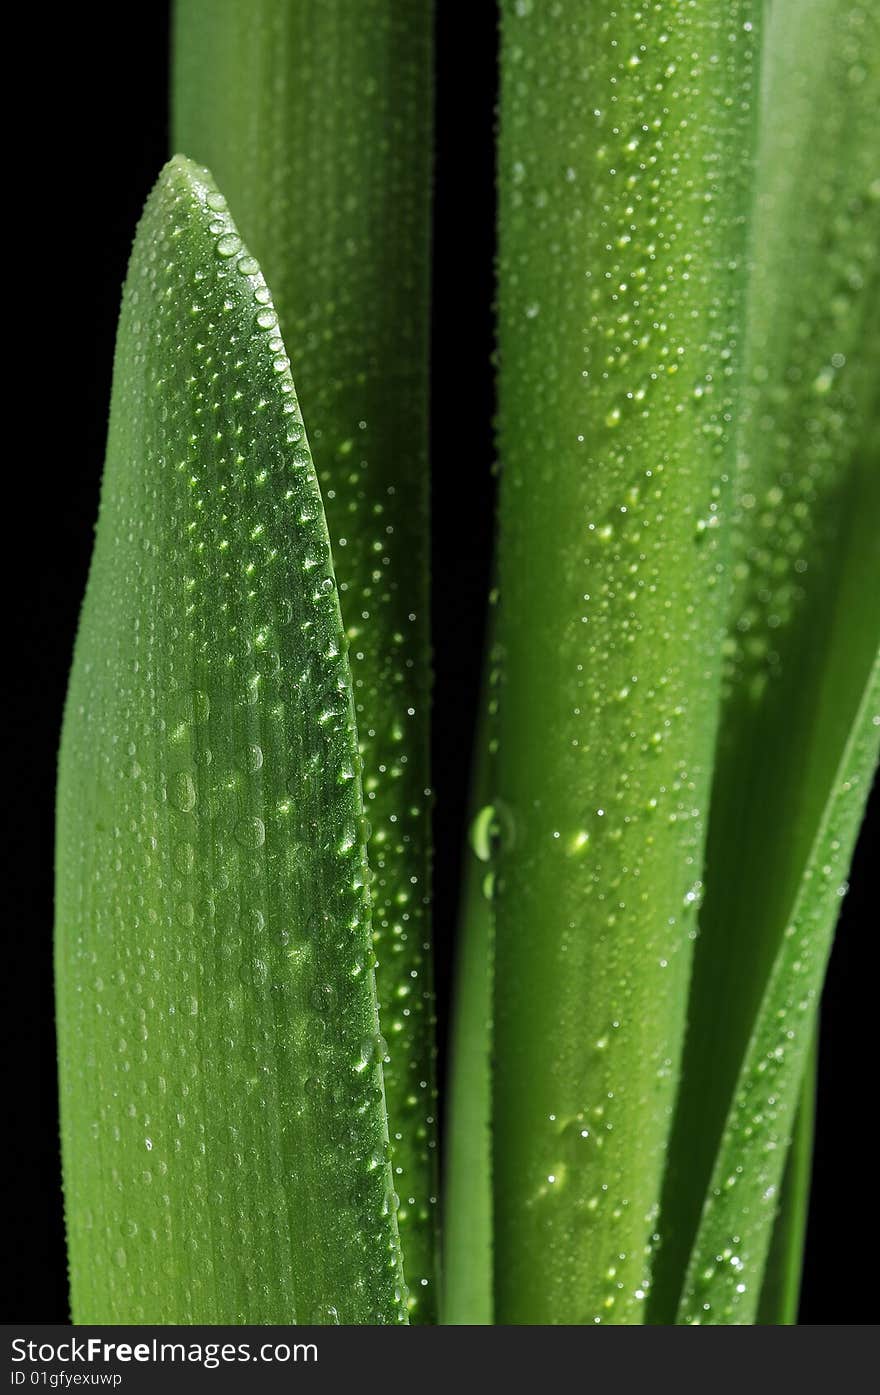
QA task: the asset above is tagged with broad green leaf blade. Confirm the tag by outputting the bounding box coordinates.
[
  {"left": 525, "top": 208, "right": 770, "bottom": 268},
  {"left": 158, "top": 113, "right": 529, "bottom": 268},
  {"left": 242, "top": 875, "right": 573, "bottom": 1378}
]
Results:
[
  {"left": 492, "top": 2, "right": 762, "bottom": 1324},
  {"left": 677, "top": 659, "right": 880, "bottom": 1323},
  {"left": 756, "top": 1036, "right": 816, "bottom": 1325},
  {"left": 441, "top": 714, "right": 494, "bottom": 1326},
  {"left": 651, "top": 0, "right": 880, "bottom": 1320},
  {"left": 172, "top": 1, "right": 437, "bottom": 1317},
  {"left": 55, "top": 157, "right": 407, "bottom": 1325}
]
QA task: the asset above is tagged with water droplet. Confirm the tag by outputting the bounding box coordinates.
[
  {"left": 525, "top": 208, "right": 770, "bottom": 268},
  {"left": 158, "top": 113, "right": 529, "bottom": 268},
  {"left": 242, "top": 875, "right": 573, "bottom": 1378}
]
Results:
[
  {"left": 216, "top": 234, "right": 242, "bottom": 258},
  {"left": 470, "top": 805, "right": 496, "bottom": 861},
  {"left": 170, "top": 771, "right": 197, "bottom": 813},
  {"left": 356, "top": 1033, "right": 388, "bottom": 1072},
  {"left": 234, "top": 816, "right": 266, "bottom": 850}
]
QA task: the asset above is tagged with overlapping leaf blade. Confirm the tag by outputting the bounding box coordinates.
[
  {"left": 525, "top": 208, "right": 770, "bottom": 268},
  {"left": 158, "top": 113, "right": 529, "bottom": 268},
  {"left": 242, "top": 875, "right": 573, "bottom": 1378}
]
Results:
[
  {"left": 172, "top": 1, "right": 437, "bottom": 1315},
  {"left": 55, "top": 158, "right": 406, "bottom": 1323},
  {"left": 492, "top": 1, "right": 763, "bottom": 1323},
  {"left": 678, "top": 653, "right": 879, "bottom": 1322},
  {"left": 442, "top": 715, "right": 494, "bottom": 1325},
  {"left": 756, "top": 1042, "right": 817, "bottom": 1325},
  {"left": 651, "top": 0, "right": 880, "bottom": 1322}
]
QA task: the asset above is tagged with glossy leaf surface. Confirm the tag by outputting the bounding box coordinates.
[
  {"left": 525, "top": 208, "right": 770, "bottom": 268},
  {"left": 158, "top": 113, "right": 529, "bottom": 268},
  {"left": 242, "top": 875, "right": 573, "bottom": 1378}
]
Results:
[
  {"left": 651, "top": 0, "right": 880, "bottom": 1322},
  {"left": 55, "top": 158, "right": 406, "bottom": 1324},
  {"left": 172, "top": 2, "right": 437, "bottom": 1314},
  {"left": 492, "top": 1, "right": 762, "bottom": 1324}
]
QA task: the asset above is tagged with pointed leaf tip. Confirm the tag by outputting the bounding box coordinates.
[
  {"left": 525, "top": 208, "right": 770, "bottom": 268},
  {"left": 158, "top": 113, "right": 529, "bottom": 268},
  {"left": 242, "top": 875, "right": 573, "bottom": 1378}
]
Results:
[{"left": 56, "top": 162, "right": 408, "bottom": 1324}]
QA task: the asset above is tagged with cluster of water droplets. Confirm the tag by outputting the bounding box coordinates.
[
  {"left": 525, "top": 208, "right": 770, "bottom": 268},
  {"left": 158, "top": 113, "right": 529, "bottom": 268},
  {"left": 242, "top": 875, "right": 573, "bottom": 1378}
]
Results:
[
  {"left": 656, "top": 1, "right": 880, "bottom": 1324},
  {"left": 178, "top": 13, "right": 439, "bottom": 1313},
  {"left": 490, "top": 1, "right": 761, "bottom": 1323},
  {"left": 55, "top": 160, "right": 407, "bottom": 1324}
]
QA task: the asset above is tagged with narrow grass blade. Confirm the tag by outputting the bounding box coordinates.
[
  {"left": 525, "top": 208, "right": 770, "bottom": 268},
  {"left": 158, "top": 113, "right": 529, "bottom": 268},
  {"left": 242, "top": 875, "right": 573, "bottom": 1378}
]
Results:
[
  {"left": 172, "top": 1, "right": 437, "bottom": 1316},
  {"left": 756, "top": 1036, "right": 816, "bottom": 1325},
  {"left": 677, "top": 658, "right": 880, "bottom": 1323},
  {"left": 55, "top": 157, "right": 406, "bottom": 1324},
  {"left": 651, "top": 0, "right": 880, "bottom": 1320},
  {"left": 492, "top": 2, "right": 762, "bottom": 1323},
  {"left": 441, "top": 705, "right": 494, "bottom": 1326}
]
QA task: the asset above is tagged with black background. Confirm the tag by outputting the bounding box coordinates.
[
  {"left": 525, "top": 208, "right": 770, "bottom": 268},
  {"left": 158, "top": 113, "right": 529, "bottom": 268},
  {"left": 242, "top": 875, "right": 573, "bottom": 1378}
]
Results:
[{"left": 3, "top": 6, "right": 877, "bottom": 1324}]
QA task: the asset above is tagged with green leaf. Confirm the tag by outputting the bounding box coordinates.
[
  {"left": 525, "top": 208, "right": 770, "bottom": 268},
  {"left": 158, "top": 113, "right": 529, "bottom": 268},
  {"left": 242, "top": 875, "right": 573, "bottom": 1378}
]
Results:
[
  {"left": 441, "top": 713, "right": 494, "bottom": 1326},
  {"left": 172, "top": 0, "right": 437, "bottom": 1318},
  {"left": 756, "top": 1036, "right": 816, "bottom": 1325},
  {"left": 677, "top": 655, "right": 879, "bottom": 1322},
  {"left": 55, "top": 157, "right": 406, "bottom": 1324},
  {"left": 492, "top": 1, "right": 763, "bottom": 1324},
  {"left": 650, "top": 0, "right": 880, "bottom": 1321}
]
